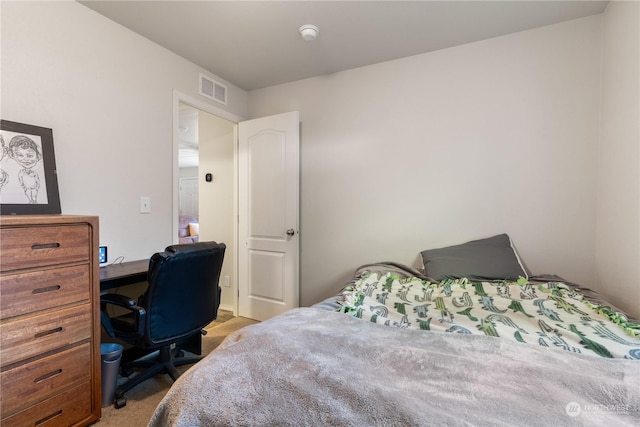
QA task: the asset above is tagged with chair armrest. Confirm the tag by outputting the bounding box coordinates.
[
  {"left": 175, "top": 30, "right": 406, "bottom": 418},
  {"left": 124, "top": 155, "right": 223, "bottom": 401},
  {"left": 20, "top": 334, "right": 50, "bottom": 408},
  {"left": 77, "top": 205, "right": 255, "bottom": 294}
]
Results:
[
  {"left": 100, "top": 293, "right": 146, "bottom": 337},
  {"left": 101, "top": 293, "right": 139, "bottom": 308}
]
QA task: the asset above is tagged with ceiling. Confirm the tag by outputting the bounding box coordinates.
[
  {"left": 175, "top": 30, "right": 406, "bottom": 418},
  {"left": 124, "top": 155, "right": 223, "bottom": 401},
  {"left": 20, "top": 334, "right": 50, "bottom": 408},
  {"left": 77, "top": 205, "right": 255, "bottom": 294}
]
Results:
[{"left": 79, "top": 1, "right": 609, "bottom": 92}]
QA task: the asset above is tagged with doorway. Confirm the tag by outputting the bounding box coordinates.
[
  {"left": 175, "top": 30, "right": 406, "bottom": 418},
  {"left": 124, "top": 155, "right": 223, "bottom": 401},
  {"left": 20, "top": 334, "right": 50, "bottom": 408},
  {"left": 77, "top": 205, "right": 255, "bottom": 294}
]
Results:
[
  {"left": 173, "top": 92, "right": 300, "bottom": 320},
  {"left": 174, "top": 92, "right": 241, "bottom": 314}
]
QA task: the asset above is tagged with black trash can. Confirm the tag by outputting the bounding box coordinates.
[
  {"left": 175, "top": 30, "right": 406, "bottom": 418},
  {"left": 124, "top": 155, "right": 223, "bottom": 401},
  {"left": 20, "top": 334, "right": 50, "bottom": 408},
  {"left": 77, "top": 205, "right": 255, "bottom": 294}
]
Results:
[{"left": 100, "top": 343, "right": 123, "bottom": 407}]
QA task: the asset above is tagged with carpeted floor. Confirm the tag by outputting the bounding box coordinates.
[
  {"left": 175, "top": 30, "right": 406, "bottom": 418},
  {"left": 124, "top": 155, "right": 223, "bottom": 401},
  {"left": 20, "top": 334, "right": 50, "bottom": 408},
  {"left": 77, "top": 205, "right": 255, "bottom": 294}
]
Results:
[{"left": 96, "top": 311, "right": 259, "bottom": 426}]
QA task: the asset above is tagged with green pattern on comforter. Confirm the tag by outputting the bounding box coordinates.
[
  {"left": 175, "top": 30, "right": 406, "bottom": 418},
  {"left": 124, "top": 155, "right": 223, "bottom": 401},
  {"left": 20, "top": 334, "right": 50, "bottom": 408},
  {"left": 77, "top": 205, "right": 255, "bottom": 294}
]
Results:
[{"left": 340, "top": 272, "right": 640, "bottom": 359}]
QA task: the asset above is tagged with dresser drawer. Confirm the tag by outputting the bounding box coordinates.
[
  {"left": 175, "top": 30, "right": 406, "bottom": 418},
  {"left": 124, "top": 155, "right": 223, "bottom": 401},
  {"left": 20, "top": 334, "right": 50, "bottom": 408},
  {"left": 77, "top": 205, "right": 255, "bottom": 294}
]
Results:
[
  {"left": 0, "top": 265, "right": 91, "bottom": 320},
  {"left": 0, "top": 305, "right": 91, "bottom": 367},
  {"left": 0, "top": 343, "right": 91, "bottom": 416},
  {"left": 0, "top": 381, "right": 92, "bottom": 427},
  {"left": 0, "top": 225, "right": 90, "bottom": 272}
]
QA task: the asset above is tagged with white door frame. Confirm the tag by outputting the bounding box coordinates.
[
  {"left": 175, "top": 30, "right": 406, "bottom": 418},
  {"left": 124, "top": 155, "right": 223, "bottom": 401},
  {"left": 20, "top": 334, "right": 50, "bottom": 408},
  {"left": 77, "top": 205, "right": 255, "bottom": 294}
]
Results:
[{"left": 172, "top": 90, "right": 244, "bottom": 314}]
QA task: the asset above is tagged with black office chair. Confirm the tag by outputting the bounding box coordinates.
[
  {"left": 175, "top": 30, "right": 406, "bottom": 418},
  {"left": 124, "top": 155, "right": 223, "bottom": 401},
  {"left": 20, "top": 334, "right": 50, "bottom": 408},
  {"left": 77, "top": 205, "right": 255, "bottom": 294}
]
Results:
[{"left": 100, "top": 241, "right": 225, "bottom": 408}]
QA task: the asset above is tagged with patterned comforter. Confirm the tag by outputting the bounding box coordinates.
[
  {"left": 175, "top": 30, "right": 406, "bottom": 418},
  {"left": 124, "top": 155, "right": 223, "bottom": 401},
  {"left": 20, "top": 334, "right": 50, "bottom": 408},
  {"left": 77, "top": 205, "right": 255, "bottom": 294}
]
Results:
[{"left": 340, "top": 270, "right": 640, "bottom": 359}]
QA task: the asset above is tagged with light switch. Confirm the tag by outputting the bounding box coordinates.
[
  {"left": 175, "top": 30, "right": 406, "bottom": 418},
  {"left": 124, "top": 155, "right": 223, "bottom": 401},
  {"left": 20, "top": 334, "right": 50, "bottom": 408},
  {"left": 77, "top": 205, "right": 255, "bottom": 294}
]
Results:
[{"left": 140, "top": 196, "right": 151, "bottom": 213}]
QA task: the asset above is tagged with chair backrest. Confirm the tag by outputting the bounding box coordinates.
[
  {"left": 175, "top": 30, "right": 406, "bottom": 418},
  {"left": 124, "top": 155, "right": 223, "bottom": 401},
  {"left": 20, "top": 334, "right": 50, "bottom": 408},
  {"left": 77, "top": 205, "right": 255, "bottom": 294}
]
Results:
[{"left": 142, "top": 241, "right": 226, "bottom": 346}]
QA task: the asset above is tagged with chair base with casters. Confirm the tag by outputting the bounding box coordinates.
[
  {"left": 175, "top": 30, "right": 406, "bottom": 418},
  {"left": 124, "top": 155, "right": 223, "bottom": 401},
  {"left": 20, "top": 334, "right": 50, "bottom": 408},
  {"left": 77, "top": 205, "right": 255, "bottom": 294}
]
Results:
[
  {"left": 99, "top": 241, "right": 226, "bottom": 409},
  {"left": 112, "top": 331, "right": 207, "bottom": 409}
]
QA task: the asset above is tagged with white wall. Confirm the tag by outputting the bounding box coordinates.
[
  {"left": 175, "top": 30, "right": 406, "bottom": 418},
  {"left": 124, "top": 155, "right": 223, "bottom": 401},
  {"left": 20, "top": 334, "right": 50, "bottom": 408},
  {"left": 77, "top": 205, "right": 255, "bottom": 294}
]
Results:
[
  {"left": 3, "top": 2, "right": 636, "bottom": 319},
  {"left": 1, "top": 1, "right": 248, "bottom": 263},
  {"left": 249, "top": 17, "right": 605, "bottom": 309},
  {"left": 179, "top": 167, "right": 199, "bottom": 180},
  {"left": 198, "top": 113, "right": 235, "bottom": 310},
  {"left": 596, "top": 0, "right": 640, "bottom": 319}
]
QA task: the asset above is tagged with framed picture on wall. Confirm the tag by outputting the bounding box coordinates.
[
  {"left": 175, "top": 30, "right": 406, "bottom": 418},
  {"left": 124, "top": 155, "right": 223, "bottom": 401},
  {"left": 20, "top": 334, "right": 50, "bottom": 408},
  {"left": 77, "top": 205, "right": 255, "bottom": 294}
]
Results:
[{"left": 0, "top": 120, "right": 61, "bottom": 215}]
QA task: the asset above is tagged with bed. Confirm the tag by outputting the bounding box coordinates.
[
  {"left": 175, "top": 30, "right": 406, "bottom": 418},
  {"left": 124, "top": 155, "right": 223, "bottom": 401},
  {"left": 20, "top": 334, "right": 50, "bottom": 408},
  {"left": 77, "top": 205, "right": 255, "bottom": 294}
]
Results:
[{"left": 149, "top": 234, "right": 640, "bottom": 426}]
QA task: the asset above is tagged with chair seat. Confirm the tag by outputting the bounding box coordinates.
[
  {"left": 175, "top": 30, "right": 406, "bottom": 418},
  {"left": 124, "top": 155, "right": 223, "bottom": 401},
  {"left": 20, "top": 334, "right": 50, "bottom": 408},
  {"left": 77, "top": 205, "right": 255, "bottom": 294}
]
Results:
[
  {"left": 107, "top": 312, "right": 147, "bottom": 346},
  {"left": 111, "top": 312, "right": 136, "bottom": 332}
]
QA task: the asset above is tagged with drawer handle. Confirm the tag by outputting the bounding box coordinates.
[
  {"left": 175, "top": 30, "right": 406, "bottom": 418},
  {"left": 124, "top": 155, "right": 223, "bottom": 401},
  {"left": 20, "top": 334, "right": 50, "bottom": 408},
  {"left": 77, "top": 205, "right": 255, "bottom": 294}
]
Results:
[
  {"left": 32, "top": 285, "right": 61, "bottom": 294},
  {"left": 34, "top": 369, "right": 63, "bottom": 383},
  {"left": 35, "top": 410, "right": 63, "bottom": 426},
  {"left": 34, "top": 327, "right": 63, "bottom": 338},
  {"left": 31, "top": 242, "right": 61, "bottom": 250}
]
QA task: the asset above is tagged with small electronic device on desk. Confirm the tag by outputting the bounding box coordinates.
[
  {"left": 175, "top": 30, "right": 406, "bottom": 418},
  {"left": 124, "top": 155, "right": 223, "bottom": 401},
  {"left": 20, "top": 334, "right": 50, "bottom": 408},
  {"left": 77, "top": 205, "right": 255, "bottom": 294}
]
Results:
[{"left": 99, "top": 245, "right": 108, "bottom": 266}]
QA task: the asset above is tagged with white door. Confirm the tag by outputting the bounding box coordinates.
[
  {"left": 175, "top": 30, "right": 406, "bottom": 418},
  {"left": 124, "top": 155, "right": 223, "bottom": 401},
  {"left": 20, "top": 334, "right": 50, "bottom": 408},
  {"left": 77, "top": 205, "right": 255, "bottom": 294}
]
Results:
[
  {"left": 179, "top": 177, "right": 199, "bottom": 218},
  {"left": 238, "top": 111, "right": 299, "bottom": 321}
]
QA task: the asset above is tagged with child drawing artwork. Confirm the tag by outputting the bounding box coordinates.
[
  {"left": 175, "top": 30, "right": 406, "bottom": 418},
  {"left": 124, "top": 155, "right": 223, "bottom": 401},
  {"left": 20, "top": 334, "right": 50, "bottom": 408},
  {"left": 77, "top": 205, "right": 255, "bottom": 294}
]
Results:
[
  {"left": 9, "top": 135, "right": 42, "bottom": 203},
  {"left": 0, "top": 130, "right": 48, "bottom": 205},
  {"left": 0, "top": 135, "right": 8, "bottom": 191}
]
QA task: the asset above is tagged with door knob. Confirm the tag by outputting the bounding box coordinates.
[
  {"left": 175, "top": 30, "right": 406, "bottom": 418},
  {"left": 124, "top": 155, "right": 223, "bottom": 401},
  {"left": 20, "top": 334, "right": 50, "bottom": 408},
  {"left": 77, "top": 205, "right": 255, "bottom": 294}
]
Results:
[{"left": 286, "top": 229, "right": 296, "bottom": 236}]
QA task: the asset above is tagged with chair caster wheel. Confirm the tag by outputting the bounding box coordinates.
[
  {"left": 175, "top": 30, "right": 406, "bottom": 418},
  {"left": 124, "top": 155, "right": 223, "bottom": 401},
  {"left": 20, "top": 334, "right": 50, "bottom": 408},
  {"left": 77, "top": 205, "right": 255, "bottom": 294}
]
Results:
[{"left": 114, "top": 397, "right": 127, "bottom": 409}]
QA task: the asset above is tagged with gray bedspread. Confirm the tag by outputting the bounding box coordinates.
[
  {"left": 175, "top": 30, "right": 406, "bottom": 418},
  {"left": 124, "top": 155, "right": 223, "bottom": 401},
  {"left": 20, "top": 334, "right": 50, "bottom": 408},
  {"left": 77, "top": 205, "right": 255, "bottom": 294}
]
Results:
[{"left": 149, "top": 307, "right": 639, "bottom": 427}]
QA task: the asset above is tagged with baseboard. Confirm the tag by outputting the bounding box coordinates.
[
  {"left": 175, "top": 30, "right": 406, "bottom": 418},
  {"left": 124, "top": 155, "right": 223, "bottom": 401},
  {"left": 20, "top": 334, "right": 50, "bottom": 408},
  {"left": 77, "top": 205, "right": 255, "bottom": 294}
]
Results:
[{"left": 218, "top": 303, "right": 234, "bottom": 314}]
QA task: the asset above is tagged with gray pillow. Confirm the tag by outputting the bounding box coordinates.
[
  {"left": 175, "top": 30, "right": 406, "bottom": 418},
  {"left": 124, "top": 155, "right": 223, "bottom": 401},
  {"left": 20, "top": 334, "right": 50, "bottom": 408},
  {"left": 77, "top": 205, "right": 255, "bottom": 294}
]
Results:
[{"left": 420, "top": 234, "right": 528, "bottom": 282}]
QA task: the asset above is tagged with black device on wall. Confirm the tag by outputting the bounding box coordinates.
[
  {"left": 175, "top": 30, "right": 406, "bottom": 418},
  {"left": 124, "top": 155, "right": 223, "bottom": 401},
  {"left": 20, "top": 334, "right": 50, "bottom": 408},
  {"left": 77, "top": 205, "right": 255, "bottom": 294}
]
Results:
[{"left": 205, "top": 173, "right": 213, "bottom": 182}]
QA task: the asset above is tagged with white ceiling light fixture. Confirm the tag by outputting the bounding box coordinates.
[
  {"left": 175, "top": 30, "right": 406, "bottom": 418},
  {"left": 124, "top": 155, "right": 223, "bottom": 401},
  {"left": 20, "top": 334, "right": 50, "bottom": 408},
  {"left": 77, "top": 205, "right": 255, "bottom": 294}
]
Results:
[{"left": 299, "top": 24, "right": 319, "bottom": 41}]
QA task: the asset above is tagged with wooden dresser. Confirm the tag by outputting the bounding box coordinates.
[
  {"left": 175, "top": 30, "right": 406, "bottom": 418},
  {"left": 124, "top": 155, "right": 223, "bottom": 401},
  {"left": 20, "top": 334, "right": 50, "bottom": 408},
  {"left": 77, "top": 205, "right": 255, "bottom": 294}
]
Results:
[{"left": 0, "top": 215, "right": 101, "bottom": 426}]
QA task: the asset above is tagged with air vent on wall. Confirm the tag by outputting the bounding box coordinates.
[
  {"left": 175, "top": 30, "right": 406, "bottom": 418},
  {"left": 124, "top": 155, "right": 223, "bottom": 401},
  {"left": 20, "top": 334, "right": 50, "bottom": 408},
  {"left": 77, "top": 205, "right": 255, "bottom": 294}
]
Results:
[{"left": 199, "top": 73, "right": 227, "bottom": 105}]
